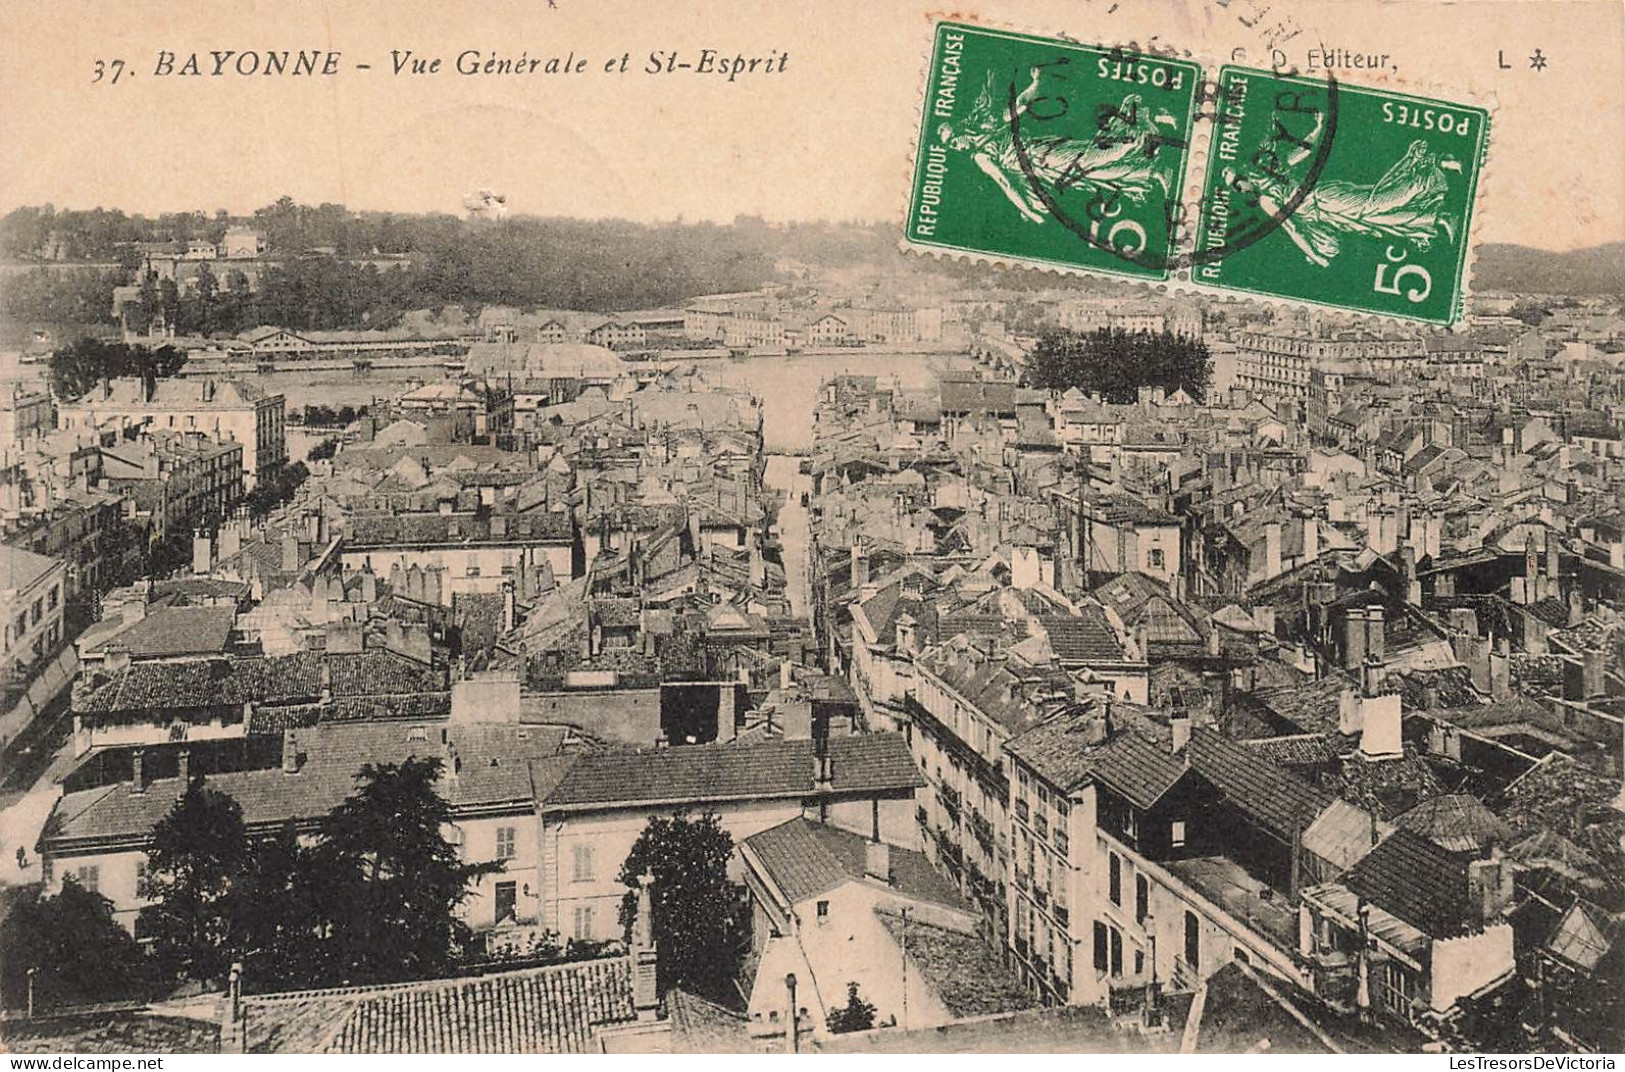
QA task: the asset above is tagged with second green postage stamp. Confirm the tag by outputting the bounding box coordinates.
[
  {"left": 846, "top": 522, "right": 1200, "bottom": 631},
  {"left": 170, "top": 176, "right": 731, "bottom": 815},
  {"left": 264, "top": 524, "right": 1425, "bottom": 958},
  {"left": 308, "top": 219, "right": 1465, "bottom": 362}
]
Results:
[
  {"left": 906, "top": 22, "right": 1201, "bottom": 282},
  {"left": 1195, "top": 66, "right": 1489, "bottom": 324}
]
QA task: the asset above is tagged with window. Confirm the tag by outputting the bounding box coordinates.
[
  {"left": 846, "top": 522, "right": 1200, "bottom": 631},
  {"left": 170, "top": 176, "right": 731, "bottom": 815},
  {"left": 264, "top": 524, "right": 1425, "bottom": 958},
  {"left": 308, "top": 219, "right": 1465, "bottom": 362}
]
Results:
[
  {"left": 1109, "top": 927, "right": 1123, "bottom": 977},
  {"left": 495, "top": 881, "right": 517, "bottom": 924},
  {"left": 1093, "top": 922, "right": 1109, "bottom": 973},
  {"left": 816, "top": 900, "right": 830, "bottom": 925},
  {"left": 495, "top": 826, "right": 516, "bottom": 861},
  {"left": 466, "top": 563, "right": 481, "bottom": 577},
  {"left": 571, "top": 844, "right": 595, "bottom": 883},
  {"left": 1108, "top": 853, "right": 1121, "bottom": 906},
  {"left": 1184, "top": 911, "right": 1200, "bottom": 970},
  {"left": 1135, "top": 874, "right": 1149, "bottom": 923},
  {"left": 1148, "top": 548, "right": 1165, "bottom": 570},
  {"left": 572, "top": 905, "right": 594, "bottom": 941},
  {"left": 73, "top": 865, "right": 99, "bottom": 893},
  {"left": 47, "top": 586, "right": 58, "bottom": 611},
  {"left": 1171, "top": 820, "right": 1187, "bottom": 849}
]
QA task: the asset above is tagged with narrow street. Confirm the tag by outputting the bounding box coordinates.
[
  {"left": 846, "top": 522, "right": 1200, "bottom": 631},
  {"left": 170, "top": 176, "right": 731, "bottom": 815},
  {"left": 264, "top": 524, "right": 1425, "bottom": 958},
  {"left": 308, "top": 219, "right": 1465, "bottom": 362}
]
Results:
[{"left": 765, "top": 454, "right": 813, "bottom": 619}]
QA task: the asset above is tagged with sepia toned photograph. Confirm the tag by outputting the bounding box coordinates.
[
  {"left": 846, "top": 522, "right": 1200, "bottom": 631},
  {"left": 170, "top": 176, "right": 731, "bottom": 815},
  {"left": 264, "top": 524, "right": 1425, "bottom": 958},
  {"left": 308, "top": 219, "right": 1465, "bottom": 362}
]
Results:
[{"left": 0, "top": 0, "right": 1621, "bottom": 1058}]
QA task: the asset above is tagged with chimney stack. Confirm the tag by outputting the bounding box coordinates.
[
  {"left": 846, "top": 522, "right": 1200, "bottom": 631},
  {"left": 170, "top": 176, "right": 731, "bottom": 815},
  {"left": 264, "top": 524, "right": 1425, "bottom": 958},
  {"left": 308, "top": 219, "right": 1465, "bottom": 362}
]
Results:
[
  {"left": 131, "top": 748, "right": 147, "bottom": 794},
  {"left": 1359, "top": 694, "right": 1403, "bottom": 760},
  {"left": 176, "top": 748, "right": 190, "bottom": 791}
]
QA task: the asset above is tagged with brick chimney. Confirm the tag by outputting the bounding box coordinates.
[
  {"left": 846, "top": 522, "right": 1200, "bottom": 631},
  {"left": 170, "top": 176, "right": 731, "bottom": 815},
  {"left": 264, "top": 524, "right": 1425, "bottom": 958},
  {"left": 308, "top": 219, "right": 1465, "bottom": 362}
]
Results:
[{"left": 131, "top": 748, "right": 147, "bottom": 794}]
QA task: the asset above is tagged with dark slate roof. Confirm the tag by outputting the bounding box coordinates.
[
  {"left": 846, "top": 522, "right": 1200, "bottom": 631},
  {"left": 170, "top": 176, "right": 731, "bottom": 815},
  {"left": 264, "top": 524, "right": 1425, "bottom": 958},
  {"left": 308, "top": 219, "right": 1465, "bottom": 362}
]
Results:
[
  {"left": 84, "top": 605, "right": 236, "bottom": 658},
  {"left": 537, "top": 733, "right": 923, "bottom": 812},
  {"left": 1341, "top": 827, "right": 1474, "bottom": 938},
  {"left": 244, "top": 957, "right": 635, "bottom": 1053},
  {"left": 873, "top": 908, "right": 1038, "bottom": 1019},
  {"left": 1188, "top": 727, "right": 1334, "bottom": 843},
  {"left": 742, "top": 817, "right": 964, "bottom": 909}
]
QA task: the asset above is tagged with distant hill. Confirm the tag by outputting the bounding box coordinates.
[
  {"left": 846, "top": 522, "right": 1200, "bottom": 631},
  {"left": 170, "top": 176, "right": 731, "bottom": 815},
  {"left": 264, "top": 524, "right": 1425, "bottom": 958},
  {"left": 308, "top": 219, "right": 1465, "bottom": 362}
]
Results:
[{"left": 1474, "top": 242, "right": 1624, "bottom": 296}]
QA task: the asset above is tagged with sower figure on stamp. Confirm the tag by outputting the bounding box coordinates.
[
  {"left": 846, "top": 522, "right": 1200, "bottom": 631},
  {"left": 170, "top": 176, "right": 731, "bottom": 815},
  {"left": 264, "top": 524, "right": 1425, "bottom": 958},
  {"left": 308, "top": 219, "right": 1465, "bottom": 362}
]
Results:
[
  {"left": 1225, "top": 107, "right": 1463, "bottom": 267},
  {"left": 940, "top": 69, "right": 1181, "bottom": 225}
]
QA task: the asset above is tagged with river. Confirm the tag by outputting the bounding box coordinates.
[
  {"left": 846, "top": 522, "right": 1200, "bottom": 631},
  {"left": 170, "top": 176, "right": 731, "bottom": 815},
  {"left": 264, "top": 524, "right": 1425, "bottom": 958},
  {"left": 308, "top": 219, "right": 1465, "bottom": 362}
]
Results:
[{"left": 260, "top": 349, "right": 977, "bottom": 454}]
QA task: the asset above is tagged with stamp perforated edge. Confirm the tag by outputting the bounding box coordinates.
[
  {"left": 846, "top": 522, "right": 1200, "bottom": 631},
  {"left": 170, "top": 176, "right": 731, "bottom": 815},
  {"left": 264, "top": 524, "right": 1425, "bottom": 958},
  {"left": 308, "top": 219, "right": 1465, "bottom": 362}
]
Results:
[
  {"left": 1185, "top": 65, "right": 1494, "bottom": 326},
  {"left": 897, "top": 12, "right": 1501, "bottom": 329}
]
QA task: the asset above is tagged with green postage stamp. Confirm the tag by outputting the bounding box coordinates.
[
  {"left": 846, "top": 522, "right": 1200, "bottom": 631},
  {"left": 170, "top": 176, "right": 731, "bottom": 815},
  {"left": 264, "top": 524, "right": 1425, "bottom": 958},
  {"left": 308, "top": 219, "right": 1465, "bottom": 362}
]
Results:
[
  {"left": 1194, "top": 66, "right": 1489, "bottom": 324},
  {"left": 905, "top": 22, "right": 1491, "bottom": 324},
  {"left": 906, "top": 23, "right": 1201, "bottom": 283}
]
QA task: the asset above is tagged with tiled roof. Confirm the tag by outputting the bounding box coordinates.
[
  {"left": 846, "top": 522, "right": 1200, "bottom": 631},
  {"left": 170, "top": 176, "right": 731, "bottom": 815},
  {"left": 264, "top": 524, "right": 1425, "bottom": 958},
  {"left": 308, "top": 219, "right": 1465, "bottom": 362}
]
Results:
[
  {"left": 1243, "top": 734, "right": 1341, "bottom": 769},
  {"left": 346, "top": 511, "right": 573, "bottom": 547},
  {"left": 1341, "top": 827, "right": 1474, "bottom": 938},
  {"left": 74, "top": 651, "right": 448, "bottom": 717},
  {"left": 42, "top": 721, "right": 564, "bottom": 849},
  {"left": 0, "top": 1012, "right": 219, "bottom": 1054},
  {"left": 743, "top": 817, "right": 965, "bottom": 910},
  {"left": 1040, "top": 607, "right": 1131, "bottom": 664},
  {"left": 244, "top": 957, "right": 636, "bottom": 1053},
  {"left": 1394, "top": 793, "right": 1510, "bottom": 854},
  {"left": 873, "top": 908, "right": 1037, "bottom": 1019},
  {"left": 1188, "top": 727, "right": 1335, "bottom": 843},
  {"left": 85, "top": 606, "right": 236, "bottom": 658},
  {"left": 538, "top": 733, "right": 923, "bottom": 812},
  {"left": 1089, "top": 731, "right": 1190, "bottom": 810},
  {"left": 1337, "top": 747, "right": 1448, "bottom": 821}
]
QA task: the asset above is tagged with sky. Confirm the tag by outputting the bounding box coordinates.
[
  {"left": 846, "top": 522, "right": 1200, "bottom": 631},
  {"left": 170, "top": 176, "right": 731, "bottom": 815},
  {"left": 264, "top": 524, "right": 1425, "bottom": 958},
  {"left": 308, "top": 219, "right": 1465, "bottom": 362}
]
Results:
[{"left": 1, "top": 0, "right": 1621, "bottom": 251}]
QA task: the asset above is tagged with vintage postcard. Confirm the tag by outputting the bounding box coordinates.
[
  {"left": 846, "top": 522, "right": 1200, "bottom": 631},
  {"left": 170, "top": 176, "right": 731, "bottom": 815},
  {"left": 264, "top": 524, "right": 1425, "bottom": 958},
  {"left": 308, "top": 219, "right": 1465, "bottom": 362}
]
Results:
[{"left": 0, "top": 0, "right": 1622, "bottom": 1059}]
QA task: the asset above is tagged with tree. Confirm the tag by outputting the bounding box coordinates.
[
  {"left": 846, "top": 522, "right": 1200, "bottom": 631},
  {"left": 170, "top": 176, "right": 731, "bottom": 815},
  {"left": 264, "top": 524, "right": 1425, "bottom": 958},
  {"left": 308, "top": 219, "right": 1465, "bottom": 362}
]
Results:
[
  {"left": 0, "top": 879, "right": 152, "bottom": 1011},
  {"left": 234, "top": 824, "right": 329, "bottom": 991},
  {"left": 826, "top": 981, "right": 878, "bottom": 1034},
  {"left": 616, "top": 813, "right": 744, "bottom": 1000},
  {"left": 311, "top": 757, "right": 500, "bottom": 985},
  {"left": 138, "top": 782, "right": 254, "bottom": 987},
  {"left": 1025, "top": 328, "right": 1212, "bottom": 403},
  {"left": 47, "top": 338, "right": 187, "bottom": 401}
]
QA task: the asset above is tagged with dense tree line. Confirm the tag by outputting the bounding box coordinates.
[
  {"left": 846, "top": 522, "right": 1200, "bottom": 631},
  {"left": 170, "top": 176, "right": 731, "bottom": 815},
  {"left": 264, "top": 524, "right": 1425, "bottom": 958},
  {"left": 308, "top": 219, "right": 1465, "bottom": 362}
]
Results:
[
  {"left": 1025, "top": 328, "right": 1212, "bottom": 403},
  {"left": 47, "top": 338, "right": 186, "bottom": 401},
  {"left": 2, "top": 201, "right": 780, "bottom": 330}
]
